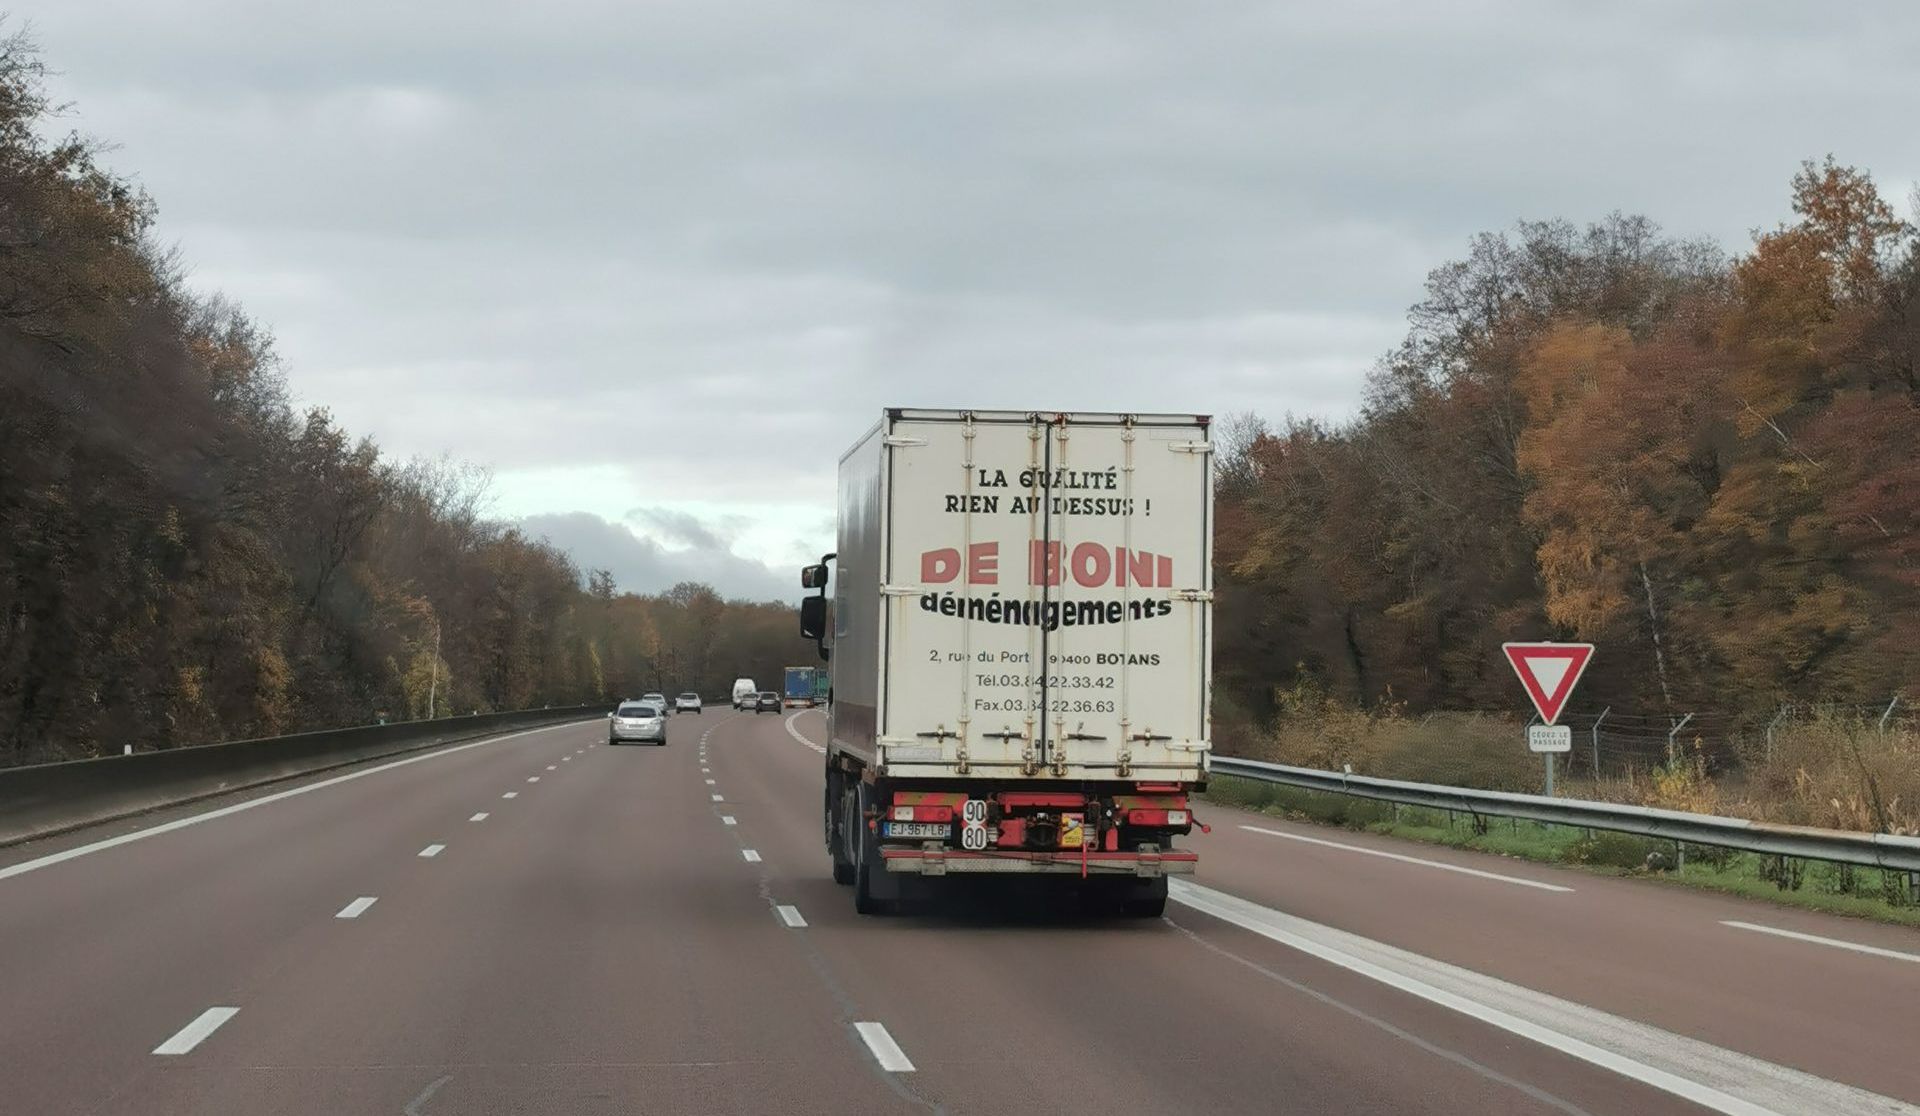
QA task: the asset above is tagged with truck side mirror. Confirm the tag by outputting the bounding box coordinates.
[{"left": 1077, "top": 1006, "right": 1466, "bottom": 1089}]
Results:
[
  {"left": 800, "top": 563, "right": 829, "bottom": 590},
  {"left": 799, "top": 595, "right": 827, "bottom": 640}
]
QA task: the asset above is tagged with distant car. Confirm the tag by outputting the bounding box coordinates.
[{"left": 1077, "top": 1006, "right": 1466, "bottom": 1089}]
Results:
[
  {"left": 675, "top": 693, "right": 702, "bottom": 714},
  {"left": 754, "top": 691, "right": 782, "bottom": 714},
  {"left": 609, "top": 701, "right": 666, "bottom": 745},
  {"left": 642, "top": 691, "right": 669, "bottom": 715}
]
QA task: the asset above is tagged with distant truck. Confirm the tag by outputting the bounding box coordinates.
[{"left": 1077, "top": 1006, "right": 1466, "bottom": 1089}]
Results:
[
  {"left": 799, "top": 409, "right": 1213, "bottom": 916},
  {"left": 813, "top": 668, "right": 831, "bottom": 705},
  {"left": 784, "top": 666, "right": 817, "bottom": 708}
]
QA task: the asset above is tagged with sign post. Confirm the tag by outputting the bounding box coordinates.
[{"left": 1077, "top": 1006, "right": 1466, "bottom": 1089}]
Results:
[{"left": 1503, "top": 642, "right": 1593, "bottom": 797}]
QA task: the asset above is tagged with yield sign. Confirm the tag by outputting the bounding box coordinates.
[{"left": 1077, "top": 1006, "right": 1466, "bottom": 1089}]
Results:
[{"left": 1502, "top": 642, "right": 1594, "bottom": 726}]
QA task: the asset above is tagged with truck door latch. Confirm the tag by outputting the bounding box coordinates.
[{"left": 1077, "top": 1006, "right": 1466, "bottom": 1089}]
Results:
[
  {"left": 916, "top": 728, "right": 959, "bottom": 740},
  {"left": 1129, "top": 733, "right": 1172, "bottom": 742}
]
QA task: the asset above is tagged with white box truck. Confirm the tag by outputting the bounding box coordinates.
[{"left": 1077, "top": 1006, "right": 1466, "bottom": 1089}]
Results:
[{"left": 799, "top": 409, "right": 1213, "bottom": 915}]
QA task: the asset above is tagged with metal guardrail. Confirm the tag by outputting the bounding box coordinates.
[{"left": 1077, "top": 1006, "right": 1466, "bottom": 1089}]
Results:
[
  {"left": 0, "top": 705, "right": 605, "bottom": 848},
  {"left": 1210, "top": 756, "right": 1920, "bottom": 873}
]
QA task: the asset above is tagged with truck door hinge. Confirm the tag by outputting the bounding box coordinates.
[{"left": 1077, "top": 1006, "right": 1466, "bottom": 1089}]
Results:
[
  {"left": 885, "top": 436, "right": 928, "bottom": 448},
  {"left": 880, "top": 584, "right": 922, "bottom": 597},
  {"left": 1169, "top": 441, "right": 1214, "bottom": 454},
  {"left": 1172, "top": 589, "right": 1214, "bottom": 602}
]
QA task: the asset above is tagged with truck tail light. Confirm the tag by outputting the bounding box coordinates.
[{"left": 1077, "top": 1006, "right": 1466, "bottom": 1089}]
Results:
[
  {"left": 891, "top": 805, "right": 953, "bottom": 822},
  {"left": 1126, "top": 808, "right": 1192, "bottom": 828}
]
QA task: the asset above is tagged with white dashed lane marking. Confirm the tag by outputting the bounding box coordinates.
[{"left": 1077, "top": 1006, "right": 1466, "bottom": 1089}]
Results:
[
  {"left": 335, "top": 897, "right": 378, "bottom": 919},
  {"left": 418, "top": 844, "right": 445, "bottom": 858},
  {"left": 854, "top": 1022, "right": 914, "bottom": 1072},
  {"left": 776, "top": 905, "right": 808, "bottom": 928},
  {"left": 153, "top": 1008, "right": 239, "bottom": 1056}
]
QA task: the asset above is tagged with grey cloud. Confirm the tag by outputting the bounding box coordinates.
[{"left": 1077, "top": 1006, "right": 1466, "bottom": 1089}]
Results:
[
  {"left": 627, "top": 507, "right": 727, "bottom": 552},
  {"left": 520, "top": 512, "right": 795, "bottom": 604},
  {"left": 22, "top": 0, "right": 1920, "bottom": 588}
]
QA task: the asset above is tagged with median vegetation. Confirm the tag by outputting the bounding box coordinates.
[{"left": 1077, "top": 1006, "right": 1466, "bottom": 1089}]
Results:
[{"left": 1206, "top": 774, "right": 1920, "bottom": 927}]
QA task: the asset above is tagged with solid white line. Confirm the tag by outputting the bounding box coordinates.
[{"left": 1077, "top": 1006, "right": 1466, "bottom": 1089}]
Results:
[
  {"left": 784, "top": 710, "right": 827, "bottom": 754},
  {"left": 469, "top": 812, "right": 489, "bottom": 822},
  {"left": 418, "top": 844, "right": 445, "bottom": 858},
  {"left": 853, "top": 1021, "right": 915, "bottom": 1072},
  {"left": 1169, "top": 880, "right": 1917, "bottom": 1116},
  {"left": 335, "top": 896, "right": 378, "bottom": 919},
  {"left": 153, "top": 1007, "right": 239, "bottom": 1055},
  {"left": 1238, "top": 825, "right": 1573, "bottom": 893},
  {"left": 0, "top": 721, "right": 585, "bottom": 884},
  {"left": 742, "top": 850, "right": 761, "bottom": 863},
  {"left": 776, "top": 904, "right": 808, "bottom": 928},
  {"left": 722, "top": 816, "right": 737, "bottom": 826},
  {"left": 501, "top": 792, "right": 518, "bottom": 800},
  {"left": 1722, "top": 920, "right": 1920, "bottom": 965},
  {"left": 711, "top": 794, "right": 725, "bottom": 802}
]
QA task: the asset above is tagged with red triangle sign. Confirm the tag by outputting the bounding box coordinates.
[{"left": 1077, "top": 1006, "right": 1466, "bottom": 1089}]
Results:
[{"left": 1501, "top": 642, "right": 1594, "bottom": 725}]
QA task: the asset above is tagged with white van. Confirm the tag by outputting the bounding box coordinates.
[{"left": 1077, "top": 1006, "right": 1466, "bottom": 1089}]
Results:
[{"left": 731, "top": 678, "right": 757, "bottom": 710}]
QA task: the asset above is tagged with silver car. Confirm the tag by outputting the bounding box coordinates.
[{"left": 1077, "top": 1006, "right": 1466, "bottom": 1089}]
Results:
[{"left": 608, "top": 701, "right": 667, "bottom": 745}]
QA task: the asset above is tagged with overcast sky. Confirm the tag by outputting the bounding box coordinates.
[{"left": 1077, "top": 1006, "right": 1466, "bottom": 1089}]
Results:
[{"left": 26, "top": 1, "right": 1919, "bottom": 601}]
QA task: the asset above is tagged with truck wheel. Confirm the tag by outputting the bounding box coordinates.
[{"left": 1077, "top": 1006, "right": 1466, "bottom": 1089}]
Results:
[
  {"left": 827, "top": 777, "right": 856, "bottom": 885},
  {"left": 1121, "top": 877, "right": 1168, "bottom": 918},
  {"left": 853, "top": 784, "right": 898, "bottom": 915}
]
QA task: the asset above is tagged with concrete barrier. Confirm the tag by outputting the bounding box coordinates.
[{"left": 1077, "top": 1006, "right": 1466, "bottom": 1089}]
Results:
[{"left": 0, "top": 706, "right": 604, "bottom": 847}]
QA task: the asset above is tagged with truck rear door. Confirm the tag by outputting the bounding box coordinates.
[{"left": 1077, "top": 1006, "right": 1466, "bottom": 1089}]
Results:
[{"left": 881, "top": 412, "right": 1211, "bottom": 778}]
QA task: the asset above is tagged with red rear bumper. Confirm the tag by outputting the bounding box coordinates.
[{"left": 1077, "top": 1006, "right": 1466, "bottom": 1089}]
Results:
[{"left": 880, "top": 848, "right": 1197, "bottom": 877}]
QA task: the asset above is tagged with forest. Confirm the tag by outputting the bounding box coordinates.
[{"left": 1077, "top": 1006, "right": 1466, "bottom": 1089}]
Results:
[
  {"left": 0, "top": 37, "right": 801, "bottom": 767},
  {"left": 1211, "top": 156, "right": 1917, "bottom": 825}
]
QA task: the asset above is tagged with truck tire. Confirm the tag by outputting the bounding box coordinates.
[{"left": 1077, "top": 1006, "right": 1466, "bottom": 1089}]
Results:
[
  {"left": 853, "top": 783, "right": 898, "bottom": 915},
  {"left": 827, "top": 776, "right": 856, "bottom": 885},
  {"left": 1121, "top": 877, "right": 1168, "bottom": 918}
]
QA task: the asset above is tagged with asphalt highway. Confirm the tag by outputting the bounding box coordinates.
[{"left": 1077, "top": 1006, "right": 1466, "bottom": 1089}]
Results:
[{"left": 1, "top": 709, "right": 1916, "bottom": 1115}]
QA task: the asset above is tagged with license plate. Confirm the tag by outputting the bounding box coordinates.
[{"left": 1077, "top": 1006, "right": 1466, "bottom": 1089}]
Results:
[{"left": 884, "top": 822, "right": 950, "bottom": 839}]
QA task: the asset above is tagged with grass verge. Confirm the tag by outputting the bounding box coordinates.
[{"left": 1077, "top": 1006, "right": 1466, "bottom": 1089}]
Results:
[{"left": 1205, "top": 774, "right": 1920, "bottom": 928}]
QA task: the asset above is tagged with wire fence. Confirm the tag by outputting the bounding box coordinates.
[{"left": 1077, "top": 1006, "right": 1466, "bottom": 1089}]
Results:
[{"left": 1539, "top": 698, "right": 1913, "bottom": 782}]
